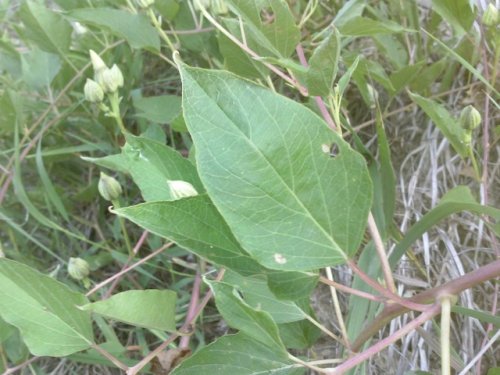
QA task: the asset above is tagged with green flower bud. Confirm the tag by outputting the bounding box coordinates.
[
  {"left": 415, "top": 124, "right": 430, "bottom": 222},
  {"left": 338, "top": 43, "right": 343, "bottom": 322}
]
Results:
[
  {"left": 211, "top": 0, "right": 228, "bottom": 14},
  {"left": 84, "top": 78, "right": 104, "bottom": 103},
  {"left": 98, "top": 172, "right": 122, "bottom": 201},
  {"left": 459, "top": 105, "right": 482, "bottom": 131},
  {"left": 100, "top": 64, "right": 124, "bottom": 93},
  {"left": 167, "top": 180, "right": 198, "bottom": 200},
  {"left": 482, "top": 3, "right": 498, "bottom": 27},
  {"left": 68, "top": 257, "right": 90, "bottom": 281},
  {"left": 135, "top": 0, "right": 155, "bottom": 8}
]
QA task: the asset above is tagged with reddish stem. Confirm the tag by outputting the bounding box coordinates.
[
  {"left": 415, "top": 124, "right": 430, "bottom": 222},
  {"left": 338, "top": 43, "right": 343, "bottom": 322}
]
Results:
[{"left": 179, "top": 270, "right": 201, "bottom": 348}]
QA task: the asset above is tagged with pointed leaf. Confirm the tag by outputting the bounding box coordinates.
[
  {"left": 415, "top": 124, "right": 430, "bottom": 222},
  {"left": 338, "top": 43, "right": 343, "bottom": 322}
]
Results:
[
  {"left": 171, "top": 333, "right": 303, "bottom": 375},
  {"left": 208, "top": 280, "right": 286, "bottom": 350},
  {"left": 114, "top": 195, "right": 262, "bottom": 276},
  {"left": 307, "top": 28, "right": 341, "bottom": 96},
  {"left": 339, "top": 16, "right": 410, "bottom": 36},
  {"left": 0, "top": 259, "right": 93, "bottom": 356},
  {"left": 81, "top": 290, "right": 176, "bottom": 331},
  {"left": 178, "top": 63, "right": 372, "bottom": 271}
]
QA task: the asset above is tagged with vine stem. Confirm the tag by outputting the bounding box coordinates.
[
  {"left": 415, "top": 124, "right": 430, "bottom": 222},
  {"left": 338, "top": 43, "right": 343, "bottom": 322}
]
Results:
[
  {"left": 324, "top": 304, "right": 442, "bottom": 374},
  {"left": 179, "top": 270, "right": 202, "bottom": 348}
]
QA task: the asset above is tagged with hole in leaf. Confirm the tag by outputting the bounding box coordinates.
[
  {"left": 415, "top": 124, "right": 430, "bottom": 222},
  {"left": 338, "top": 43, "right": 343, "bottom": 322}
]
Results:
[
  {"left": 321, "top": 142, "right": 340, "bottom": 158},
  {"left": 260, "top": 7, "right": 275, "bottom": 25},
  {"left": 274, "top": 253, "right": 287, "bottom": 264}
]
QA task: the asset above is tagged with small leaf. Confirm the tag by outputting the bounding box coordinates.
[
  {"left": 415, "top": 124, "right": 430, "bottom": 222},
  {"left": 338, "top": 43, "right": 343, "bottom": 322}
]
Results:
[
  {"left": 133, "top": 95, "right": 182, "bottom": 124},
  {"left": 81, "top": 290, "right": 177, "bottom": 331},
  {"left": 171, "top": 333, "right": 303, "bottom": 375},
  {"left": 69, "top": 8, "right": 160, "bottom": 51},
  {"left": 226, "top": 0, "right": 300, "bottom": 58},
  {"left": 19, "top": 1, "right": 72, "bottom": 55},
  {"left": 223, "top": 271, "right": 306, "bottom": 323},
  {"left": 307, "top": 28, "right": 341, "bottom": 96},
  {"left": 208, "top": 280, "right": 286, "bottom": 350},
  {"left": 339, "top": 16, "right": 411, "bottom": 36},
  {"left": 409, "top": 92, "right": 468, "bottom": 158},
  {"left": 114, "top": 196, "right": 263, "bottom": 276},
  {"left": 178, "top": 63, "right": 372, "bottom": 271},
  {"left": 0, "top": 259, "right": 93, "bottom": 356}
]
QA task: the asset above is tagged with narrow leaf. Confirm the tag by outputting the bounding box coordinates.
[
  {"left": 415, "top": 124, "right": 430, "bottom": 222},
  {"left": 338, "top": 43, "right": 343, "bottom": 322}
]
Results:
[
  {"left": 409, "top": 92, "right": 468, "bottom": 157},
  {"left": 81, "top": 290, "right": 176, "bottom": 331},
  {"left": 0, "top": 259, "right": 93, "bottom": 356},
  {"left": 178, "top": 63, "right": 372, "bottom": 271},
  {"left": 339, "top": 16, "right": 410, "bottom": 36}
]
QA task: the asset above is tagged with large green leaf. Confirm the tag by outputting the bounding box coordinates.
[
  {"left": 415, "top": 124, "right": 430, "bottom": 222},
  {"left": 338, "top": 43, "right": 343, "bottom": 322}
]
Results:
[
  {"left": 226, "top": 0, "right": 300, "bottom": 58},
  {"left": 171, "top": 333, "right": 303, "bottom": 375},
  {"left": 208, "top": 280, "right": 286, "bottom": 350},
  {"left": 19, "top": 1, "right": 72, "bottom": 55},
  {"left": 132, "top": 95, "right": 182, "bottom": 124},
  {"left": 81, "top": 290, "right": 176, "bottom": 331},
  {"left": 178, "top": 62, "right": 372, "bottom": 271},
  {"left": 0, "top": 259, "right": 93, "bottom": 356},
  {"left": 69, "top": 8, "right": 160, "bottom": 51},
  {"left": 431, "top": 0, "right": 475, "bottom": 36},
  {"left": 114, "top": 195, "right": 262, "bottom": 276}
]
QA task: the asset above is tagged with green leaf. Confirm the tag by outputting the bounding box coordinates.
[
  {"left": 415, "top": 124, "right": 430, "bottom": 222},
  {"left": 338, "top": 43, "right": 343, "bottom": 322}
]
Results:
[
  {"left": 21, "top": 49, "right": 61, "bottom": 90},
  {"left": 81, "top": 154, "right": 129, "bottom": 174},
  {"left": 171, "top": 333, "right": 303, "bottom": 375},
  {"left": 69, "top": 8, "right": 160, "bottom": 51},
  {"left": 307, "top": 27, "right": 341, "bottom": 96},
  {"left": 451, "top": 306, "right": 500, "bottom": 329},
  {"left": 19, "top": 1, "right": 72, "bottom": 55},
  {"left": 114, "top": 195, "right": 262, "bottom": 276},
  {"left": 0, "top": 259, "right": 93, "bottom": 356},
  {"left": 267, "top": 271, "right": 318, "bottom": 301},
  {"left": 122, "top": 134, "right": 204, "bottom": 202},
  {"left": 208, "top": 280, "right": 286, "bottom": 350},
  {"left": 409, "top": 92, "right": 468, "bottom": 158},
  {"left": 390, "top": 186, "right": 500, "bottom": 267},
  {"left": 339, "top": 16, "right": 410, "bottom": 36},
  {"left": 226, "top": 0, "right": 300, "bottom": 58},
  {"left": 278, "top": 319, "right": 321, "bottom": 350},
  {"left": 223, "top": 271, "right": 306, "bottom": 323},
  {"left": 178, "top": 63, "right": 372, "bottom": 271},
  {"left": 333, "top": 0, "right": 365, "bottom": 28},
  {"left": 431, "top": 0, "right": 475, "bottom": 36},
  {"left": 81, "top": 290, "right": 176, "bottom": 331},
  {"left": 133, "top": 95, "right": 182, "bottom": 124}
]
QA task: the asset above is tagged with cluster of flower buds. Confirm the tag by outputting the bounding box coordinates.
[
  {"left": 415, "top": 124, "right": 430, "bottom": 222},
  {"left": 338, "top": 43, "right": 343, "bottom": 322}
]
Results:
[{"left": 84, "top": 50, "right": 124, "bottom": 103}]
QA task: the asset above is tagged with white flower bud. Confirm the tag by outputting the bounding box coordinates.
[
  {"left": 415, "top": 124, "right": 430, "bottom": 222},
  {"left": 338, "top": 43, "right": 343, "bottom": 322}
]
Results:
[
  {"left": 68, "top": 257, "right": 90, "bottom": 281},
  {"left": 98, "top": 172, "right": 122, "bottom": 201},
  {"left": 100, "top": 64, "right": 124, "bottom": 93},
  {"left": 167, "top": 180, "right": 198, "bottom": 200},
  {"left": 84, "top": 78, "right": 104, "bottom": 103},
  {"left": 135, "top": 0, "right": 155, "bottom": 8},
  {"left": 89, "top": 50, "right": 107, "bottom": 73}
]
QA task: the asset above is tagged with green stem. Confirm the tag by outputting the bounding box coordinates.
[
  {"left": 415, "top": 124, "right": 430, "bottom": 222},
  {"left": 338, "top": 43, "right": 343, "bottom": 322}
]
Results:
[
  {"left": 148, "top": 8, "right": 176, "bottom": 53},
  {"left": 469, "top": 147, "right": 481, "bottom": 182},
  {"left": 111, "top": 199, "right": 133, "bottom": 256},
  {"left": 108, "top": 91, "right": 127, "bottom": 134}
]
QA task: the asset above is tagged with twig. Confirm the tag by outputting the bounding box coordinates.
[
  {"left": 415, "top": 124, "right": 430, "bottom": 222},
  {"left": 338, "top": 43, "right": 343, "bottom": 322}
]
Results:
[
  {"left": 179, "top": 270, "right": 201, "bottom": 348},
  {"left": 86, "top": 242, "right": 172, "bottom": 297},
  {"left": 319, "top": 276, "right": 383, "bottom": 303}
]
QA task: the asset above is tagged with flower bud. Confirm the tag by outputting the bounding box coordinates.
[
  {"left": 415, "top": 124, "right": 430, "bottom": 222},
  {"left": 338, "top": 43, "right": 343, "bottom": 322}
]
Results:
[
  {"left": 89, "top": 50, "right": 107, "bottom": 73},
  {"left": 167, "top": 180, "right": 198, "bottom": 200},
  {"left": 135, "top": 0, "right": 155, "bottom": 8},
  {"left": 100, "top": 64, "right": 124, "bottom": 93},
  {"left": 482, "top": 3, "right": 498, "bottom": 27},
  {"left": 84, "top": 78, "right": 104, "bottom": 103},
  {"left": 68, "top": 257, "right": 90, "bottom": 281},
  {"left": 459, "top": 105, "right": 481, "bottom": 131},
  {"left": 98, "top": 172, "right": 122, "bottom": 201}
]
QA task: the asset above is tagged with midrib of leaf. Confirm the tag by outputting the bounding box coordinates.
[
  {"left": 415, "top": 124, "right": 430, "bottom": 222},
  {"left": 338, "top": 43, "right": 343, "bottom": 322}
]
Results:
[{"left": 186, "top": 71, "right": 346, "bottom": 259}]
